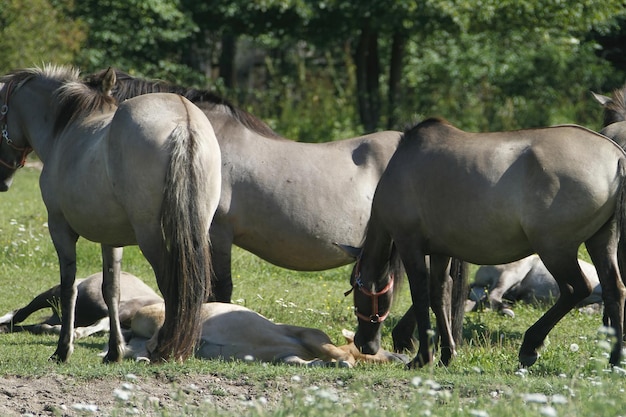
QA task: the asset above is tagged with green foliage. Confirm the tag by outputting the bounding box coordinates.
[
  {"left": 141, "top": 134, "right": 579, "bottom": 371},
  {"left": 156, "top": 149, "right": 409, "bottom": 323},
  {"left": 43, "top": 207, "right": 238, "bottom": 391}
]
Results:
[
  {"left": 400, "top": 29, "right": 617, "bottom": 131},
  {"left": 0, "top": 0, "right": 85, "bottom": 72},
  {"left": 71, "top": 0, "right": 203, "bottom": 84}
]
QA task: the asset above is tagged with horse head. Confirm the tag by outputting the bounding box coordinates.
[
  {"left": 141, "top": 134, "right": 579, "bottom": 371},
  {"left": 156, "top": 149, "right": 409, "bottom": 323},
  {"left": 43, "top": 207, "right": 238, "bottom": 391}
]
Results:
[
  {"left": 339, "top": 242, "right": 399, "bottom": 356},
  {"left": 591, "top": 88, "right": 626, "bottom": 127},
  {"left": 0, "top": 78, "right": 33, "bottom": 191}
]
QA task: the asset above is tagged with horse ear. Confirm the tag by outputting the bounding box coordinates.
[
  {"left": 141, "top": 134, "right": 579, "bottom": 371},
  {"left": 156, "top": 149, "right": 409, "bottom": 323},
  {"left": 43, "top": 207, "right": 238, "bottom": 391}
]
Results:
[
  {"left": 591, "top": 91, "right": 612, "bottom": 106},
  {"left": 334, "top": 242, "right": 361, "bottom": 259},
  {"left": 341, "top": 328, "right": 355, "bottom": 343},
  {"left": 101, "top": 67, "right": 116, "bottom": 96}
]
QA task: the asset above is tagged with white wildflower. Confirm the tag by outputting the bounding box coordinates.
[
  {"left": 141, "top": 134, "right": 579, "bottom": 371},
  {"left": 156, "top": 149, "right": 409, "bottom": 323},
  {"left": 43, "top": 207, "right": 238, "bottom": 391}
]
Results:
[
  {"left": 522, "top": 393, "right": 548, "bottom": 403},
  {"left": 540, "top": 406, "right": 557, "bottom": 417}
]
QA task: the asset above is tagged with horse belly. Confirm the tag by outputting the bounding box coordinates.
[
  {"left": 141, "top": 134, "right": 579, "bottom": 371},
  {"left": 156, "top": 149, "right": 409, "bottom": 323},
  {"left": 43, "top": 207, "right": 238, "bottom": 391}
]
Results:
[{"left": 227, "top": 173, "right": 377, "bottom": 270}]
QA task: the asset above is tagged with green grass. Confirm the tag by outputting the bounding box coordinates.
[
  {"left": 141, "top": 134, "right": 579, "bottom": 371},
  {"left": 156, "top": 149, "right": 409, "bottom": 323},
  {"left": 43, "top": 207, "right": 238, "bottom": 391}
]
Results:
[{"left": 0, "top": 165, "right": 625, "bottom": 416}]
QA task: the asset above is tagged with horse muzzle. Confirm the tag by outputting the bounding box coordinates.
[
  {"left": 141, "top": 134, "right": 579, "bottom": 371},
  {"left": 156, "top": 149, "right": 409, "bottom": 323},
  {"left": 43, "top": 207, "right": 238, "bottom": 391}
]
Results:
[
  {"left": 354, "top": 328, "right": 381, "bottom": 355},
  {"left": 0, "top": 178, "right": 12, "bottom": 192}
]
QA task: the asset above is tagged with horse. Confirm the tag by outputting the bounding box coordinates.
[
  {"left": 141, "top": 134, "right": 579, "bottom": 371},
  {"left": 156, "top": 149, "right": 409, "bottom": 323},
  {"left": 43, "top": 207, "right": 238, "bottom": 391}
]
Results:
[
  {"left": 343, "top": 117, "right": 626, "bottom": 369},
  {"left": 123, "top": 302, "right": 409, "bottom": 367},
  {"left": 0, "top": 272, "right": 163, "bottom": 339},
  {"left": 467, "top": 255, "right": 603, "bottom": 317},
  {"left": 0, "top": 65, "right": 221, "bottom": 363},
  {"left": 85, "top": 69, "right": 469, "bottom": 353}
]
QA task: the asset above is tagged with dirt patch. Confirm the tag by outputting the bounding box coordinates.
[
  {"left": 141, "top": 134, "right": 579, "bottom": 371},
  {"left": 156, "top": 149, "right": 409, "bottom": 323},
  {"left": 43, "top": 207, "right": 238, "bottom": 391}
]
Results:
[{"left": 0, "top": 373, "right": 283, "bottom": 416}]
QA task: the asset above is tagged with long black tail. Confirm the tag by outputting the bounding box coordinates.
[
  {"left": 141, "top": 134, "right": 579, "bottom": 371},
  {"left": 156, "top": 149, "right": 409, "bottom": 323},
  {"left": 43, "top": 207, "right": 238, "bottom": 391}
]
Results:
[{"left": 152, "top": 118, "right": 214, "bottom": 362}]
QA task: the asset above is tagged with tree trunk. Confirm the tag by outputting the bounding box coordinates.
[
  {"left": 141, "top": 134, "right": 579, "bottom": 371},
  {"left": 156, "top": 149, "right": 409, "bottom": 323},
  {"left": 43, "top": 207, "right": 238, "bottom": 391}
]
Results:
[
  {"left": 354, "top": 21, "right": 381, "bottom": 132},
  {"left": 387, "top": 31, "right": 406, "bottom": 130},
  {"left": 219, "top": 33, "right": 237, "bottom": 88}
]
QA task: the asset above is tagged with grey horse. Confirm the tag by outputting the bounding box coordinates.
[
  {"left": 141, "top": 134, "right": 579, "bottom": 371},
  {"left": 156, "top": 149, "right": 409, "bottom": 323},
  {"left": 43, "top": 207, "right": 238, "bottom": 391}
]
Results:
[
  {"left": 0, "top": 272, "right": 162, "bottom": 338},
  {"left": 468, "top": 255, "right": 603, "bottom": 316},
  {"left": 84, "top": 69, "right": 469, "bottom": 352},
  {"left": 345, "top": 118, "right": 626, "bottom": 368},
  {"left": 0, "top": 66, "right": 221, "bottom": 363}
]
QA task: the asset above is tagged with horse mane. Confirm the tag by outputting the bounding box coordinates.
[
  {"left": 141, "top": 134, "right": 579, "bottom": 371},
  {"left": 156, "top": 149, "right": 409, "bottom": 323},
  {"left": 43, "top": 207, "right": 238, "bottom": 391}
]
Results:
[
  {"left": 0, "top": 64, "right": 117, "bottom": 137},
  {"left": 603, "top": 86, "right": 626, "bottom": 126},
  {"left": 400, "top": 117, "right": 452, "bottom": 144},
  {"left": 357, "top": 222, "right": 405, "bottom": 302},
  {"left": 85, "top": 68, "right": 282, "bottom": 140}
]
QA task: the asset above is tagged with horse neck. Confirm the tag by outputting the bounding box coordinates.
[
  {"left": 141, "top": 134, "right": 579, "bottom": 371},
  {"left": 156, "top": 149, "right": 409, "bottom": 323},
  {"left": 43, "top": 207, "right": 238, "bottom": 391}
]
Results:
[
  {"left": 359, "top": 220, "right": 396, "bottom": 289},
  {"left": 8, "top": 80, "right": 63, "bottom": 162}
]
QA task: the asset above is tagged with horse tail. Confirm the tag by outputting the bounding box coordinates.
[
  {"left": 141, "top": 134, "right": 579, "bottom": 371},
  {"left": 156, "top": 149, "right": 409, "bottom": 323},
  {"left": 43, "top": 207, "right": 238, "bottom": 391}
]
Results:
[
  {"left": 449, "top": 258, "right": 468, "bottom": 345},
  {"left": 154, "top": 107, "right": 215, "bottom": 361},
  {"left": 615, "top": 159, "right": 626, "bottom": 329}
]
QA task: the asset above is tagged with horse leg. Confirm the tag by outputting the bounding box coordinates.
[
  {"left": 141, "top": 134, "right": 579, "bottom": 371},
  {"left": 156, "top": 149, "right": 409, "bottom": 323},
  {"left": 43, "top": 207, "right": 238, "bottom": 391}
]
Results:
[
  {"left": 449, "top": 258, "right": 468, "bottom": 345},
  {"left": 209, "top": 225, "right": 234, "bottom": 302},
  {"left": 101, "top": 245, "right": 125, "bottom": 363},
  {"left": 587, "top": 222, "right": 626, "bottom": 365},
  {"left": 395, "top": 241, "right": 433, "bottom": 368},
  {"left": 518, "top": 251, "right": 590, "bottom": 367},
  {"left": 294, "top": 326, "right": 354, "bottom": 366},
  {"left": 0, "top": 284, "right": 62, "bottom": 333},
  {"left": 392, "top": 258, "right": 467, "bottom": 354},
  {"left": 392, "top": 307, "right": 417, "bottom": 353},
  {"left": 48, "top": 221, "right": 79, "bottom": 363},
  {"left": 429, "top": 255, "right": 456, "bottom": 366}
]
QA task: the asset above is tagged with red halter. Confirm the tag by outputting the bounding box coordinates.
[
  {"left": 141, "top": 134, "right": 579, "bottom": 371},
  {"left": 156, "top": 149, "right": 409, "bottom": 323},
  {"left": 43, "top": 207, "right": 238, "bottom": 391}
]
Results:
[{"left": 345, "top": 259, "right": 395, "bottom": 323}]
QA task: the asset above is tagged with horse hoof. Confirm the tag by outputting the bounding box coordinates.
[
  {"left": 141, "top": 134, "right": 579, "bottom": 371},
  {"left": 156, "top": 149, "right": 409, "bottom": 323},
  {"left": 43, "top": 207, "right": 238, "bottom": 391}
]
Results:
[
  {"left": 518, "top": 352, "right": 539, "bottom": 367},
  {"left": 501, "top": 308, "right": 515, "bottom": 318}
]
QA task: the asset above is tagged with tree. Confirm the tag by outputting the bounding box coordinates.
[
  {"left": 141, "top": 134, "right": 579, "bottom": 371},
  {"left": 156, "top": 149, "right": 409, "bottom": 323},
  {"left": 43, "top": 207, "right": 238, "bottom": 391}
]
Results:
[
  {"left": 0, "top": 0, "right": 85, "bottom": 73},
  {"left": 71, "top": 0, "right": 201, "bottom": 84}
]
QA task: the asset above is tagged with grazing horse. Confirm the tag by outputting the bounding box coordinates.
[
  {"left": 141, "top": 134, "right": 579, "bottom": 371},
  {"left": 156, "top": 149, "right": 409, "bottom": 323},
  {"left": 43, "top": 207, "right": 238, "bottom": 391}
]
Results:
[
  {"left": 123, "top": 302, "right": 409, "bottom": 367},
  {"left": 344, "top": 118, "right": 626, "bottom": 368},
  {"left": 85, "top": 69, "right": 469, "bottom": 351},
  {"left": 0, "top": 272, "right": 162, "bottom": 338},
  {"left": 467, "top": 255, "right": 602, "bottom": 316},
  {"left": 0, "top": 66, "right": 221, "bottom": 363}
]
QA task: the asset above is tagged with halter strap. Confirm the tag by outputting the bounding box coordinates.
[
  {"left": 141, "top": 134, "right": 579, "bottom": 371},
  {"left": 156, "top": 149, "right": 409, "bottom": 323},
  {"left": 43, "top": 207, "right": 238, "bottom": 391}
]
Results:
[
  {"left": 0, "top": 82, "right": 33, "bottom": 169},
  {"left": 345, "top": 259, "right": 395, "bottom": 323}
]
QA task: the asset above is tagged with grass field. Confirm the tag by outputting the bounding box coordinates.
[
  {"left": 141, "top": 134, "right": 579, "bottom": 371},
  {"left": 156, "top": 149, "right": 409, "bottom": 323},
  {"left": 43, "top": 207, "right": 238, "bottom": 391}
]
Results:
[{"left": 0, "top": 166, "right": 624, "bottom": 416}]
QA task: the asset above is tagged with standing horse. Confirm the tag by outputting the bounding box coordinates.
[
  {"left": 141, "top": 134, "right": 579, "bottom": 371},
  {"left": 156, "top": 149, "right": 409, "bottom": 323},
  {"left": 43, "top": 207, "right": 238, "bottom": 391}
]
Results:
[
  {"left": 85, "top": 69, "right": 469, "bottom": 352},
  {"left": 0, "top": 66, "right": 221, "bottom": 363},
  {"left": 344, "top": 118, "right": 626, "bottom": 368}
]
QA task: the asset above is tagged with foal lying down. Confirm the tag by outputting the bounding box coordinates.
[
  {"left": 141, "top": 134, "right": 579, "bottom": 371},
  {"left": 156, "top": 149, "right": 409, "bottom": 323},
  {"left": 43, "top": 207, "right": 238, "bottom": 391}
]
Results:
[
  {"left": 124, "top": 302, "right": 409, "bottom": 367},
  {"left": 0, "top": 271, "right": 406, "bottom": 367},
  {"left": 0, "top": 272, "right": 162, "bottom": 338}
]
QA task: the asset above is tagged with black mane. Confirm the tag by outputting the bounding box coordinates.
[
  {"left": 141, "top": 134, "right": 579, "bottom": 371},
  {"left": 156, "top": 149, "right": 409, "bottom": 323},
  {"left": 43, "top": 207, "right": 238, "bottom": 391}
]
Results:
[
  {"left": 0, "top": 65, "right": 116, "bottom": 137},
  {"left": 85, "top": 69, "right": 282, "bottom": 139},
  {"left": 603, "top": 85, "right": 626, "bottom": 126}
]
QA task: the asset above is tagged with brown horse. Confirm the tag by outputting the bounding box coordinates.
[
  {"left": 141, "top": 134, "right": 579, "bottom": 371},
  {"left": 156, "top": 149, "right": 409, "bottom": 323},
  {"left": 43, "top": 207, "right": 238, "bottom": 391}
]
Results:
[
  {"left": 344, "top": 118, "right": 626, "bottom": 369},
  {"left": 124, "top": 302, "right": 408, "bottom": 367},
  {"left": 0, "top": 66, "right": 221, "bottom": 363}
]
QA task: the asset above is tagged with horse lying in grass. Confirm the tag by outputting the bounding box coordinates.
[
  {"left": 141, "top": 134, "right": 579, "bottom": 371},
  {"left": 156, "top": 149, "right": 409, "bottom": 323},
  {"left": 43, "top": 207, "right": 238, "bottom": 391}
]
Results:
[
  {"left": 122, "top": 302, "right": 409, "bottom": 367},
  {"left": 0, "top": 271, "right": 406, "bottom": 367},
  {"left": 467, "top": 255, "right": 603, "bottom": 317},
  {"left": 0, "top": 272, "right": 162, "bottom": 338}
]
